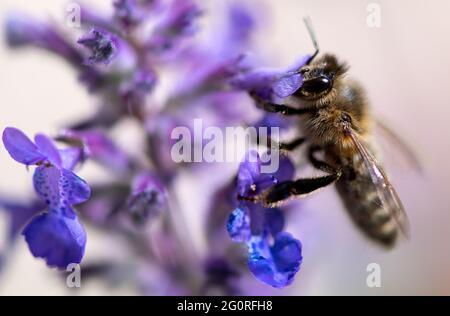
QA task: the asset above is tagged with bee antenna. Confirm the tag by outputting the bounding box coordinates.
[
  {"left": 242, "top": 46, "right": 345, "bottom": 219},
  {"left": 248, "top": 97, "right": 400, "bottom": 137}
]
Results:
[{"left": 303, "top": 16, "right": 320, "bottom": 65}]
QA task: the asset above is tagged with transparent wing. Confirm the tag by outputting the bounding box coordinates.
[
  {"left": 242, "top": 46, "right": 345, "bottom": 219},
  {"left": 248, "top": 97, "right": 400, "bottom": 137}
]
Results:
[
  {"left": 344, "top": 123, "right": 411, "bottom": 239},
  {"left": 375, "top": 118, "right": 423, "bottom": 174}
]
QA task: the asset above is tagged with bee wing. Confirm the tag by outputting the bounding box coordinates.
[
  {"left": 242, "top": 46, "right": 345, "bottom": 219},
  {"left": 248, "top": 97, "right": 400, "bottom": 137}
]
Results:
[
  {"left": 344, "top": 124, "right": 411, "bottom": 239},
  {"left": 375, "top": 118, "right": 423, "bottom": 174}
]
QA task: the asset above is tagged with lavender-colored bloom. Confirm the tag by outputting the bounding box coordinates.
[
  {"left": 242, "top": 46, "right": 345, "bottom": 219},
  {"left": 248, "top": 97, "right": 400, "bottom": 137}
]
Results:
[
  {"left": 227, "top": 150, "right": 301, "bottom": 288},
  {"left": 77, "top": 28, "right": 118, "bottom": 65},
  {"left": 5, "top": 14, "right": 83, "bottom": 65},
  {"left": 248, "top": 233, "right": 302, "bottom": 288},
  {"left": 2, "top": 127, "right": 90, "bottom": 269},
  {"left": 147, "top": 0, "right": 202, "bottom": 52},
  {"left": 23, "top": 211, "right": 86, "bottom": 269},
  {"left": 127, "top": 172, "right": 167, "bottom": 225},
  {"left": 120, "top": 69, "right": 157, "bottom": 115},
  {"left": 113, "top": 0, "right": 142, "bottom": 29},
  {"left": 230, "top": 55, "right": 311, "bottom": 100},
  {"left": 0, "top": 198, "right": 44, "bottom": 241},
  {"left": 58, "top": 129, "right": 132, "bottom": 173}
]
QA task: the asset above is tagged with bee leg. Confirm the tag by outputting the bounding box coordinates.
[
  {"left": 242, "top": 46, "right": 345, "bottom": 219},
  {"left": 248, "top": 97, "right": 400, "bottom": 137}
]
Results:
[
  {"left": 308, "top": 145, "right": 338, "bottom": 174},
  {"left": 240, "top": 173, "right": 340, "bottom": 207},
  {"left": 257, "top": 136, "right": 306, "bottom": 151},
  {"left": 250, "top": 92, "right": 311, "bottom": 115},
  {"left": 280, "top": 137, "right": 306, "bottom": 151}
]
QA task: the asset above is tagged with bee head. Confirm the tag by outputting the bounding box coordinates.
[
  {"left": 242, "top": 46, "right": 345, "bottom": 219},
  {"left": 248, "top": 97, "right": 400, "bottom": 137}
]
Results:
[{"left": 294, "top": 54, "right": 349, "bottom": 100}]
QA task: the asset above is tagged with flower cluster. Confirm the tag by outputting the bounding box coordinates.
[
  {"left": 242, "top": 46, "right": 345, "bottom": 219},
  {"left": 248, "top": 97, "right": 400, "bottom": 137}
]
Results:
[
  {"left": 1, "top": 0, "right": 311, "bottom": 294},
  {"left": 227, "top": 151, "right": 302, "bottom": 288}
]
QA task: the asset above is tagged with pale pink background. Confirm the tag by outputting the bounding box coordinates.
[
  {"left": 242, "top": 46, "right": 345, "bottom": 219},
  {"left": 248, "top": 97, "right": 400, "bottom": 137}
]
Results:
[{"left": 0, "top": 0, "right": 449, "bottom": 295}]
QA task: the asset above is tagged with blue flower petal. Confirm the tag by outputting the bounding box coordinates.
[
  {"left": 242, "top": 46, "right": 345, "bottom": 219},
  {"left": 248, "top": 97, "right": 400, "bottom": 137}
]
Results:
[
  {"left": 2, "top": 127, "right": 45, "bottom": 165},
  {"left": 247, "top": 233, "right": 302, "bottom": 288},
  {"left": 33, "top": 166, "right": 90, "bottom": 212},
  {"left": 60, "top": 169, "right": 91, "bottom": 206},
  {"left": 34, "top": 134, "right": 62, "bottom": 167},
  {"left": 264, "top": 208, "right": 285, "bottom": 236},
  {"left": 33, "top": 166, "right": 61, "bottom": 208},
  {"left": 273, "top": 155, "right": 295, "bottom": 182},
  {"left": 227, "top": 206, "right": 251, "bottom": 242},
  {"left": 272, "top": 73, "right": 303, "bottom": 98},
  {"left": 59, "top": 147, "right": 83, "bottom": 170},
  {"left": 0, "top": 197, "right": 44, "bottom": 240},
  {"left": 237, "top": 150, "right": 261, "bottom": 196},
  {"left": 22, "top": 211, "right": 86, "bottom": 269}
]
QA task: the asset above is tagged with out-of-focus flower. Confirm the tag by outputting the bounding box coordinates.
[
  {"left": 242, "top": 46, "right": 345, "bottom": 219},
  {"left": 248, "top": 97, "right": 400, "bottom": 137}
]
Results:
[
  {"left": 203, "top": 257, "right": 239, "bottom": 295},
  {"left": 227, "top": 150, "right": 301, "bottom": 288},
  {"left": 57, "top": 129, "right": 132, "bottom": 174},
  {"left": 113, "top": 0, "right": 143, "bottom": 29},
  {"left": 120, "top": 69, "right": 157, "bottom": 117},
  {"left": 77, "top": 28, "right": 118, "bottom": 65},
  {"left": 147, "top": 0, "right": 202, "bottom": 52},
  {"left": 0, "top": 198, "right": 45, "bottom": 241},
  {"left": 128, "top": 172, "right": 167, "bottom": 225},
  {"left": 2, "top": 127, "right": 90, "bottom": 269},
  {"left": 5, "top": 13, "right": 83, "bottom": 65}
]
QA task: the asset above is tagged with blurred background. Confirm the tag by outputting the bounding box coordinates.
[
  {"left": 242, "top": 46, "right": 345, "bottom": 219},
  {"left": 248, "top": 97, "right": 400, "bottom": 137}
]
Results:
[{"left": 0, "top": 0, "right": 450, "bottom": 295}]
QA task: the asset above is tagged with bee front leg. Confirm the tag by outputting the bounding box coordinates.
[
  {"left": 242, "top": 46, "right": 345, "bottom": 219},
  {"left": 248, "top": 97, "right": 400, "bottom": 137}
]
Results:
[{"left": 250, "top": 92, "right": 311, "bottom": 116}]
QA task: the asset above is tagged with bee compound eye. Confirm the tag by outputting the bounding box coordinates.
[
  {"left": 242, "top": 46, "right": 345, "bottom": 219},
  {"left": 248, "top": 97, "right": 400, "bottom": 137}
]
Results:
[
  {"left": 300, "top": 75, "right": 331, "bottom": 94},
  {"left": 341, "top": 113, "right": 352, "bottom": 123}
]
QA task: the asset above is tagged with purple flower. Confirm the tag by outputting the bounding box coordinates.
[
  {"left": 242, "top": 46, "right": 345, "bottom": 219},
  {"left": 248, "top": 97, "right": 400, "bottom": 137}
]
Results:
[
  {"left": 57, "top": 129, "right": 132, "bottom": 174},
  {"left": 147, "top": 0, "right": 202, "bottom": 52},
  {"left": 230, "top": 55, "right": 311, "bottom": 100},
  {"left": 248, "top": 233, "right": 302, "bottom": 288},
  {"left": 227, "top": 150, "right": 301, "bottom": 288},
  {"left": 127, "top": 172, "right": 167, "bottom": 225},
  {"left": 0, "top": 198, "right": 44, "bottom": 241},
  {"left": 113, "top": 0, "right": 143, "bottom": 29},
  {"left": 120, "top": 69, "right": 157, "bottom": 115},
  {"left": 77, "top": 28, "right": 118, "bottom": 65},
  {"left": 5, "top": 13, "right": 83, "bottom": 65},
  {"left": 23, "top": 212, "right": 87, "bottom": 269},
  {"left": 2, "top": 127, "right": 90, "bottom": 269}
]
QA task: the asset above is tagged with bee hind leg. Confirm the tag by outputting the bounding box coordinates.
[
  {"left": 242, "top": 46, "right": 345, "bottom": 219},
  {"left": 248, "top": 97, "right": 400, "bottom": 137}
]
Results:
[
  {"left": 239, "top": 174, "right": 339, "bottom": 207},
  {"left": 238, "top": 145, "right": 342, "bottom": 207}
]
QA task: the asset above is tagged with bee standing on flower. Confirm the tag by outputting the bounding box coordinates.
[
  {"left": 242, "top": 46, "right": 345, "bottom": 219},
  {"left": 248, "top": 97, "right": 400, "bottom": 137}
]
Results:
[{"left": 241, "top": 18, "right": 410, "bottom": 247}]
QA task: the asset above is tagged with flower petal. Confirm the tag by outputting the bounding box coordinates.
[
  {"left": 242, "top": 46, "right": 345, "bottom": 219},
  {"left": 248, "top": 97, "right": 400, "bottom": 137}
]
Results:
[
  {"left": 2, "top": 127, "right": 45, "bottom": 165},
  {"left": 264, "top": 208, "right": 285, "bottom": 236},
  {"left": 34, "top": 134, "right": 62, "bottom": 167},
  {"left": 272, "top": 73, "right": 303, "bottom": 98},
  {"left": 33, "top": 166, "right": 90, "bottom": 211},
  {"left": 227, "top": 206, "right": 251, "bottom": 242},
  {"left": 58, "top": 147, "right": 83, "bottom": 170},
  {"left": 60, "top": 169, "right": 91, "bottom": 206},
  {"left": 247, "top": 233, "right": 302, "bottom": 288},
  {"left": 128, "top": 172, "right": 167, "bottom": 225},
  {"left": 237, "top": 150, "right": 260, "bottom": 196},
  {"left": 33, "top": 166, "right": 61, "bottom": 208},
  {"left": 22, "top": 212, "right": 86, "bottom": 269},
  {"left": 77, "top": 28, "right": 118, "bottom": 65}
]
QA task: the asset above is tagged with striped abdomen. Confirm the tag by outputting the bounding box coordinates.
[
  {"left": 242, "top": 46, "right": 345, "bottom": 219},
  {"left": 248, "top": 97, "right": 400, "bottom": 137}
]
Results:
[{"left": 335, "top": 155, "right": 398, "bottom": 247}]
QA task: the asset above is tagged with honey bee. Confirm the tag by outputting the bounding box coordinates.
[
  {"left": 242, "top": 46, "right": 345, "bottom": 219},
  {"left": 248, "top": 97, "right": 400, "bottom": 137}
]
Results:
[{"left": 242, "top": 18, "right": 410, "bottom": 247}]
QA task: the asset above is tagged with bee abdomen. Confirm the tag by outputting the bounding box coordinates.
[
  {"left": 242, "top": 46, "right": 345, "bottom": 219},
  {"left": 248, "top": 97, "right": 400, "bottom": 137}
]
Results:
[{"left": 335, "top": 167, "right": 398, "bottom": 247}]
